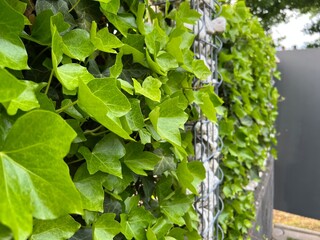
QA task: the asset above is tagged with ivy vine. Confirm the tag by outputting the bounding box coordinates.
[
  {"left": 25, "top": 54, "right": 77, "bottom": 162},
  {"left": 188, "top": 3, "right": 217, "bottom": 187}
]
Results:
[
  {"left": 217, "top": 2, "right": 280, "bottom": 239},
  {"left": 0, "top": 0, "right": 222, "bottom": 239}
]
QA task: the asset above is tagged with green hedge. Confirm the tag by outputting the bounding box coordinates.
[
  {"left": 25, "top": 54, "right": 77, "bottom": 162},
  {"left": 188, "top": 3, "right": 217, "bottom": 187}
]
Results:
[
  {"left": 218, "top": 2, "right": 280, "bottom": 239},
  {"left": 0, "top": 1, "right": 222, "bottom": 239}
]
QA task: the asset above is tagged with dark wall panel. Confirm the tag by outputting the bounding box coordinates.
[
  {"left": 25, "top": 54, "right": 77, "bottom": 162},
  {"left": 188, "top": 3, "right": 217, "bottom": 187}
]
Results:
[{"left": 275, "top": 49, "right": 320, "bottom": 219}]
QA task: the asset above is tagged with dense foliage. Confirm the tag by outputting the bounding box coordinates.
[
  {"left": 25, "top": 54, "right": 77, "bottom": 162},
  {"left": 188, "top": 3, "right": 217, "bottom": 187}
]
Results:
[
  {"left": 0, "top": 0, "right": 222, "bottom": 239},
  {"left": 218, "top": 2, "right": 279, "bottom": 239}
]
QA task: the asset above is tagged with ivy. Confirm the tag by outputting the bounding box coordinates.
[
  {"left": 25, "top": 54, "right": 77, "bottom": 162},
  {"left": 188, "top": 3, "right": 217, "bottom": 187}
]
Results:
[
  {"left": 218, "top": 2, "right": 280, "bottom": 239},
  {"left": 0, "top": 0, "right": 222, "bottom": 239}
]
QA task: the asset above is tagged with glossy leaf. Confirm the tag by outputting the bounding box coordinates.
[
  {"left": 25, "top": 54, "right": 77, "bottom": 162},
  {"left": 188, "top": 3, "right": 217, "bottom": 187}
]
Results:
[
  {"left": 3, "top": 81, "right": 42, "bottom": 115},
  {"left": 0, "top": 110, "right": 81, "bottom": 240},
  {"left": 63, "top": 29, "right": 95, "bottom": 61},
  {"left": 0, "top": 69, "right": 26, "bottom": 103},
  {"left": 124, "top": 142, "right": 161, "bottom": 176},
  {"left": 90, "top": 21, "right": 123, "bottom": 53},
  {"left": 73, "top": 164, "right": 105, "bottom": 212},
  {"left": 78, "top": 79, "right": 133, "bottom": 140},
  {"left": 160, "top": 192, "right": 193, "bottom": 226},
  {"left": 133, "top": 76, "right": 162, "bottom": 102},
  {"left": 30, "top": 215, "right": 80, "bottom": 240},
  {"left": 56, "top": 63, "right": 94, "bottom": 91},
  {"left": 93, "top": 213, "right": 121, "bottom": 240},
  {"left": 125, "top": 99, "right": 144, "bottom": 131},
  {"left": 149, "top": 98, "right": 188, "bottom": 147},
  {"left": 0, "top": 1, "right": 28, "bottom": 70},
  {"left": 79, "top": 134, "right": 125, "bottom": 177}
]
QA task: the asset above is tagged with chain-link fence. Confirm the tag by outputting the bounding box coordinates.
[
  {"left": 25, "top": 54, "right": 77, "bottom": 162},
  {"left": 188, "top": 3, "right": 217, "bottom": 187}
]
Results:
[{"left": 151, "top": 1, "right": 224, "bottom": 239}]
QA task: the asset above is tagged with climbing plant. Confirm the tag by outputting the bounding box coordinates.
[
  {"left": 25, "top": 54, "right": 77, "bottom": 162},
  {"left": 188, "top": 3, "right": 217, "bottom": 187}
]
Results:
[
  {"left": 218, "top": 1, "right": 280, "bottom": 239},
  {"left": 0, "top": 0, "right": 222, "bottom": 239}
]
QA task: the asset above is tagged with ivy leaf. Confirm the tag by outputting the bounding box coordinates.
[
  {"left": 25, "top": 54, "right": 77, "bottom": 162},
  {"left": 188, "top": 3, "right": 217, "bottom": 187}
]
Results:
[
  {"left": 156, "top": 52, "right": 179, "bottom": 72},
  {"left": 0, "top": 110, "right": 82, "bottom": 240},
  {"left": 177, "top": 160, "right": 205, "bottom": 195},
  {"left": 0, "top": 1, "right": 28, "bottom": 70},
  {"left": 193, "top": 85, "right": 223, "bottom": 123},
  {"left": 0, "top": 223, "right": 12, "bottom": 240},
  {"left": 3, "top": 81, "right": 43, "bottom": 115},
  {"left": 78, "top": 80, "right": 133, "bottom": 140},
  {"left": 125, "top": 99, "right": 144, "bottom": 131},
  {"left": 79, "top": 133, "right": 125, "bottom": 178},
  {"left": 160, "top": 192, "right": 193, "bottom": 226},
  {"left": 73, "top": 164, "right": 105, "bottom": 212},
  {"left": 133, "top": 76, "right": 162, "bottom": 102},
  {"left": 98, "top": 0, "right": 120, "bottom": 15},
  {"left": 67, "top": 0, "right": 102, "bottom": 32},
  {"left": 102, "top": 12, "right": 137, "bottom": 37},
  {"left": 62, "top": 29, "right": 95, "bottom": 61},
  {"left": 120, "top": 207, "right": 154, "bottom": 239},
  {"left": 35, "top": 0, "right": 75, "bottom": 26},
  {"left": 0, "top": 69, "right": 26, "bottom": 103},
  {"left": 153, "top": 149, "right": 176, "bottom": 175},
  {"left": 151, "top": 217, "right": 173, "bottom": 239},
  {"left": 124, "top": 142, "right": 161, "bottom": 176},
  {"left": 28, "top": 10, "right": 54, "bottom": 45},
  {"left": 93, "top": 213, "right": 121, "bottom": 240},
  {"left": 56, "top": 63, "right": 94, "bottom": 91},
  {"left": 90, "top": 21, "right": 123, "bottom": 53},
  {"left": 30, "top": 215, "right": 80, "bottom": 240},
  {"left": 145, "top": 19, "right": 168, "bottom": 55},
  {"left": 192, "top": 59, "right": 212, "bottom": 80},
  {"left": 110, "top": 50, "right": 123, "bottom": 78},
  {"left": 149, "top": 98, "right": 188, "bottom": 147},
  {"left": 169, "top": 2, "right": 201, "bottom": 25}
]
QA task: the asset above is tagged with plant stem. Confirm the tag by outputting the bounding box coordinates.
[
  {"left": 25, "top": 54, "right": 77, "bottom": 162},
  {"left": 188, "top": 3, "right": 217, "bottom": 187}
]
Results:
[
  {"left": 83, "top": 125, "right": 104, "bottom": 134},
  {"left": 56, "top": 100, "right": 79, "bottom": 113},
  {"left": 45, "top": 70, "right": 54, "bottom": 95},
  {"left": 67, "top": 158, "right": 85, "bottom": 165},
  {"left": 84, "top": 130, "right": 109, "bottom": 136},
  {"left": 68, "top": 0, "right": 80, "bottom": 12}
]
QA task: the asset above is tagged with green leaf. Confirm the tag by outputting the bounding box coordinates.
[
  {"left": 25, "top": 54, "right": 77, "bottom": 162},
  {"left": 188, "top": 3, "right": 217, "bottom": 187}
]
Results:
[
  {"left": 124, "top": 142, "right": 161, "bottom": 176},
  {"left": 120, "top": 207, "right": 154, "bottom": 239},
  {"left": 133, "top": 76, "right": 162, "bottom": 102},
  {"left": 28, "top": 10, "right": 54, "bottom": 45},
  {"left": 156, "top": 52, "right": 179, "bottom": 72},
  {"left": 90, "top": 21, "right": 123, "bottom": 53},
  {"left": 169, "top": 2, "right": 201, "bottom": 25},
  {"left": 98, "top": 0, "right": 120, "bottom": 14},
  {"left": 125, "top": 99, "right": 144, "bottom": 131},
  {"left": 103, "top": 12, "right": 137, "bottom": 37},
  {"left": 78, "top": 79, "right": 133, "bottom": 140},
  {"left": 149, "top": 98, "right": 188, "bottom": 147},
  {"left": 160, "top": 192, "right": 193, "bottom": 226},
  {"left": 0, "top": 69, "right": 26, "bottom": 103},
  {"left": 193, "top": 85, "right": 222, "bottom": 123},
  {"left": 79, "top": 133, "right": 125, "bottom": 177},
  {"left": 61, "top": 99, "right": 84, "bottom": 120},
  {"left": 0, "top": 1, "right": 28, "bottom": 70},
  {"left": 145, "top": 19, "right": 168, "bottom": 55},
  {"left": 50, "top": 23, "right": 64, "bottom": 69},
  {"left": 30, "top": 215, "right": 80, "bottom": 240},
  {"left": 110, "top": 50, "right": 123, "bottom": 78},
  {"left": 55, "top": 63, "right": 94, "bottom": 91},
  {"left": 62, "top": 29, "right": 95, "bottom": 61},
  {"left": 3, "top": 81, "right": 42, "bottom": 115},
  {"left": 73, "top": 164, "right": 105, "bottom": 212},
  {"left": 35, "top": 0, "right": 75, "bottom": 26},
  {"left": 93, "top": 213, "right": 121, "bottom": 240},
  {"left": 192, "top": 59, "right": 211, "bottom": 80},
  {"left": 153, "top": 149, "right": 176, "bottom": 175},
  {"left": 0, "top": 110, "right": 81, "bottom": 240},
  {"left": 0, "top": 223, "right": 12, "bottom": 240},
  {"left": 151, "top": 217, "right": 173, "bottom": 239},
  {"left": 177, "top": 160, "right": 205, "bottom": 195}
]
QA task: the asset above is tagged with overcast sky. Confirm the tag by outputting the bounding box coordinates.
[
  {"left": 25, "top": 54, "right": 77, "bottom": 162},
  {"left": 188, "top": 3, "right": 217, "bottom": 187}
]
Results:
[{"left": 271, "top": 11, "right": 319, "bottom": 50}]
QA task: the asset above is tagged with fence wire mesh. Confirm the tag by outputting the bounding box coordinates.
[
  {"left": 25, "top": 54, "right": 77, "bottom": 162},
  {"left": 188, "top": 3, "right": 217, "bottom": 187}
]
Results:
[
  {"left": 151, "top": 1, "right": 224, "bottom": 239},
  {"left": 190, "top": 1, "right": 224, "bottom": 239}
]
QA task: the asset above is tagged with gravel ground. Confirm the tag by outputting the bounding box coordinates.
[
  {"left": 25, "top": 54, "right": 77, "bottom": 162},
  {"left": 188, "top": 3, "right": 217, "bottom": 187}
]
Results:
[{"left": 273, "top": 210, "right": 320, "bottom": 232}]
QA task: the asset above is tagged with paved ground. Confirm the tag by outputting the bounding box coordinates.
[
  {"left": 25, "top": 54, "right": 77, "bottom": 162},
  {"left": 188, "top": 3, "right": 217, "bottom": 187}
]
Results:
[{"left": 273, "top": 224, "right": 320, "bottom": 240}]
